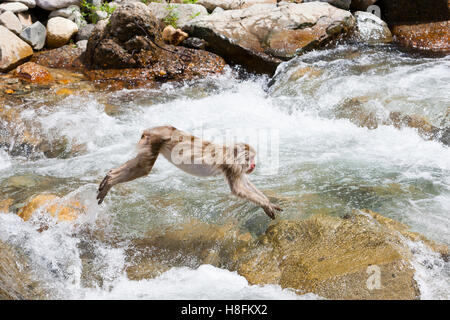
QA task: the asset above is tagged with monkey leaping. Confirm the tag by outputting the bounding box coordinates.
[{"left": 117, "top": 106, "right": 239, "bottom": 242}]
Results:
[{"left": 97, "top": 125, "right": 282, "bottom": 219}]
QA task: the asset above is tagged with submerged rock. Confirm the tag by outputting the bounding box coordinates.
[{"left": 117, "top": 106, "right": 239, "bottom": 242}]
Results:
[
  {"left": 14, "top": 62, "right": 53, "bottom": 84},
  {"left": 183, "top": 2, "right": 355, "bottom": 74},
  {"left": 234, "top": 211, "right": 440, "bottom": 299},
  {"left": 18, "top": 194, "right": 85, "bottom": 222},
  {"left": 0, "top": 240, "right": 48, "bottom": 299},
  {"left": 125, "top": 210, "right": 447, "bottom": 299}
]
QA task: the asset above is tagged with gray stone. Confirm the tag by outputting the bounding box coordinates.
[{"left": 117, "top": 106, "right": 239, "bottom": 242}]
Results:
[
  {"left": 20, "top": 21, "right": 46, "bottom": 50},
  {"left": 353, "top": 11, "right": 392, "bottom": 43},
  {"left": 302, "top": 0, "right": 351, "bottom": 10},
  {"left": 0, "top": 10, "right": 22, "bottom": 34},
  {"left": 0, "top": 2, "right": 29, "bottom": 13},
  {"left": 35, "top": 0, "right": 81, "bottom": 11},
  {"left": 75, "top": 39, "right": 87, "bottom": 51},
  {"left": 48, "top": 5, "right": 80, "bottom": 19},
  {"left": 75, "top": 23, "right": 94, "bottom": 41},
  {"left": 5, "top": 0, "right": 36, "bottom": 9},
  {"left": 0, "top": 25, "right": 33, "bottom": 72}
]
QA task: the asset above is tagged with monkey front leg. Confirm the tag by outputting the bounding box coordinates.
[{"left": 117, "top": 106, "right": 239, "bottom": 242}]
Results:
[
  {"left": 227, "top": 175, "right": 282, "bottom": 219},
  {"left": 97, "top": 150, "right": 158, "bottom": 204}
]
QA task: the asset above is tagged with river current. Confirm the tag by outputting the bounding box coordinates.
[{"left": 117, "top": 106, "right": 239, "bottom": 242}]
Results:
[{"left": 0, "top": 44, "right": 449, "bottom": 299}]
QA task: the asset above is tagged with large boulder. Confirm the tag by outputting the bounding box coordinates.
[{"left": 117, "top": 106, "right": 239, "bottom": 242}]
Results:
[
  {"left": 233, "top": 211, "right": 446, "bottom": 299},
  {"left": 183, "top": 2, "right": 355, "bottom": 74},
  {"left": 46, "top": 17, "right": 78, "bottom": 48},
  {"left": 35, "top": 0, "right": 80, "bottom": 11},
  {"left": 85, "top": 2, "right": 162, "bottom": 69},
  {"left": 0, "top": 26, "right": 33, "bottom": 72},
  {"left": 84, "top": 2, "right": 226, "bottom": 89}
]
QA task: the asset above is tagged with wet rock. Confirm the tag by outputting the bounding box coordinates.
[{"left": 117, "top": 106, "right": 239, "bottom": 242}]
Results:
[
  {"left": 184, "top": 2, "right": 355, "bottom": 74},
  {"left": 84, "top": 2, "right": 225, "bottom": 88},
  {"left": 20, "top": 21, "right": 46, "bottom": 50},
  {"left": 46, "top": 17, "right": 78, "bottom": 48},
  {"left": 196, "top": 0, "right": 276, "bottom": 12},
  {"left": 0, "top": 199, "right": 13, "bottom": 213},
  {"left": 0, "top": 240, "right": 48, "bottom": 299},
  {"left": 31, "top": 44, "right": 86, "bottom": 71},
  {"left": 181, "top": 37, "right": 208, "bottom": 50},
  {"left": 234, "top": 213, "right": 422, "bottom": 299},
  {"left": 35, "top": 0, "right": 81, "bottom": 11},
  {"left": 391, "top": 21, "right": 450, "bottom": 55},
  {"left": 0, "top": 10, "right": 22, "bottom": 35},
  {"left": 353, "top": 11, "right": 392, "bottom": 43},
  {"left": 302, "top": 0, "right": 351, "bottom": 10},
  {"left": 4, "top": 0, "right": 36, "bottom": 8},
  {"left": 76, "top": 23, "right": 94, "bottom": 41},
  {"left": 162, "top": 25, "right": 188, "bottom": 46},
  {"left": 335, "top": 97, "right": 449, "bottom": 145},
  {"left": 85, "top": 2, "right": 162, "bottom": 69},
  {"left": 14, "top": 62, "right": 53, "bottom": 83},
  {"left": 0, "top": 26, "right": 33, "bottom": 72},
  {"left": 126, "top": 220, "right": 254, "bottom": 280},
  {"left": 18, "top": 194, "right": 85, "bottom": 222},
  {"left": 147, "top": 2, "right": 208, "bottom": 28},
  {"left": 0, "top": 2, "right": 29, "bottom": 13}
]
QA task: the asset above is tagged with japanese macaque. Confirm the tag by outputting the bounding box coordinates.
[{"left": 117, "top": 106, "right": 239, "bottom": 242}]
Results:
[{"left": 97, "top": 125, "right": 282, "bottom": 219}]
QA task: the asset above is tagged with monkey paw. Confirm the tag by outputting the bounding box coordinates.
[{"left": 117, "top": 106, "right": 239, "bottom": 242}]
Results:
[
  {"left": 263, "top": 203, "right": 283, "bottom": 220},
  {"left": 97, "top": 173, "right": 112, "bottom": 205}
]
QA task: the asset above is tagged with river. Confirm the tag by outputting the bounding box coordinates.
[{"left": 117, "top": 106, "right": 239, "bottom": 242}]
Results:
[{"left": 0, "top": 44, "right": 449, "bottom": 299}]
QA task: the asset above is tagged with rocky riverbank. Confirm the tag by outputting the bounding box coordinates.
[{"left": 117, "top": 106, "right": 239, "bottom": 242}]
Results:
[{"left": 2, "top": 0, "right": 448, "bottom": 77}]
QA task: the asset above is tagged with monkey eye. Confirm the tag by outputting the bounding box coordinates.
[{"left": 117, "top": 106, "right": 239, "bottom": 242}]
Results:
[{"left": 141, "top": 134, "right": 145, "bottom": 139}]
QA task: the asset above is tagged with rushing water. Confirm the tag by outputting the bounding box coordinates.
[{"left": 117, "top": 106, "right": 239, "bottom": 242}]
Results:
[{"left": 0, "top": 44, "right": 449, "bottom": 299}]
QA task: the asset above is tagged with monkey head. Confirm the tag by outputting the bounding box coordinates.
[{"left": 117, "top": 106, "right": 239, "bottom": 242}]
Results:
[{"left": 233, "top": 143, "right": 256, "bottom": 174}]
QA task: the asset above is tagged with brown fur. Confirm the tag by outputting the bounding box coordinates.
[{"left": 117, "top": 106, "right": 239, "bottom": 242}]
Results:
[{"left": 97, "top": 125, "right": 282, "bottom": 219}]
